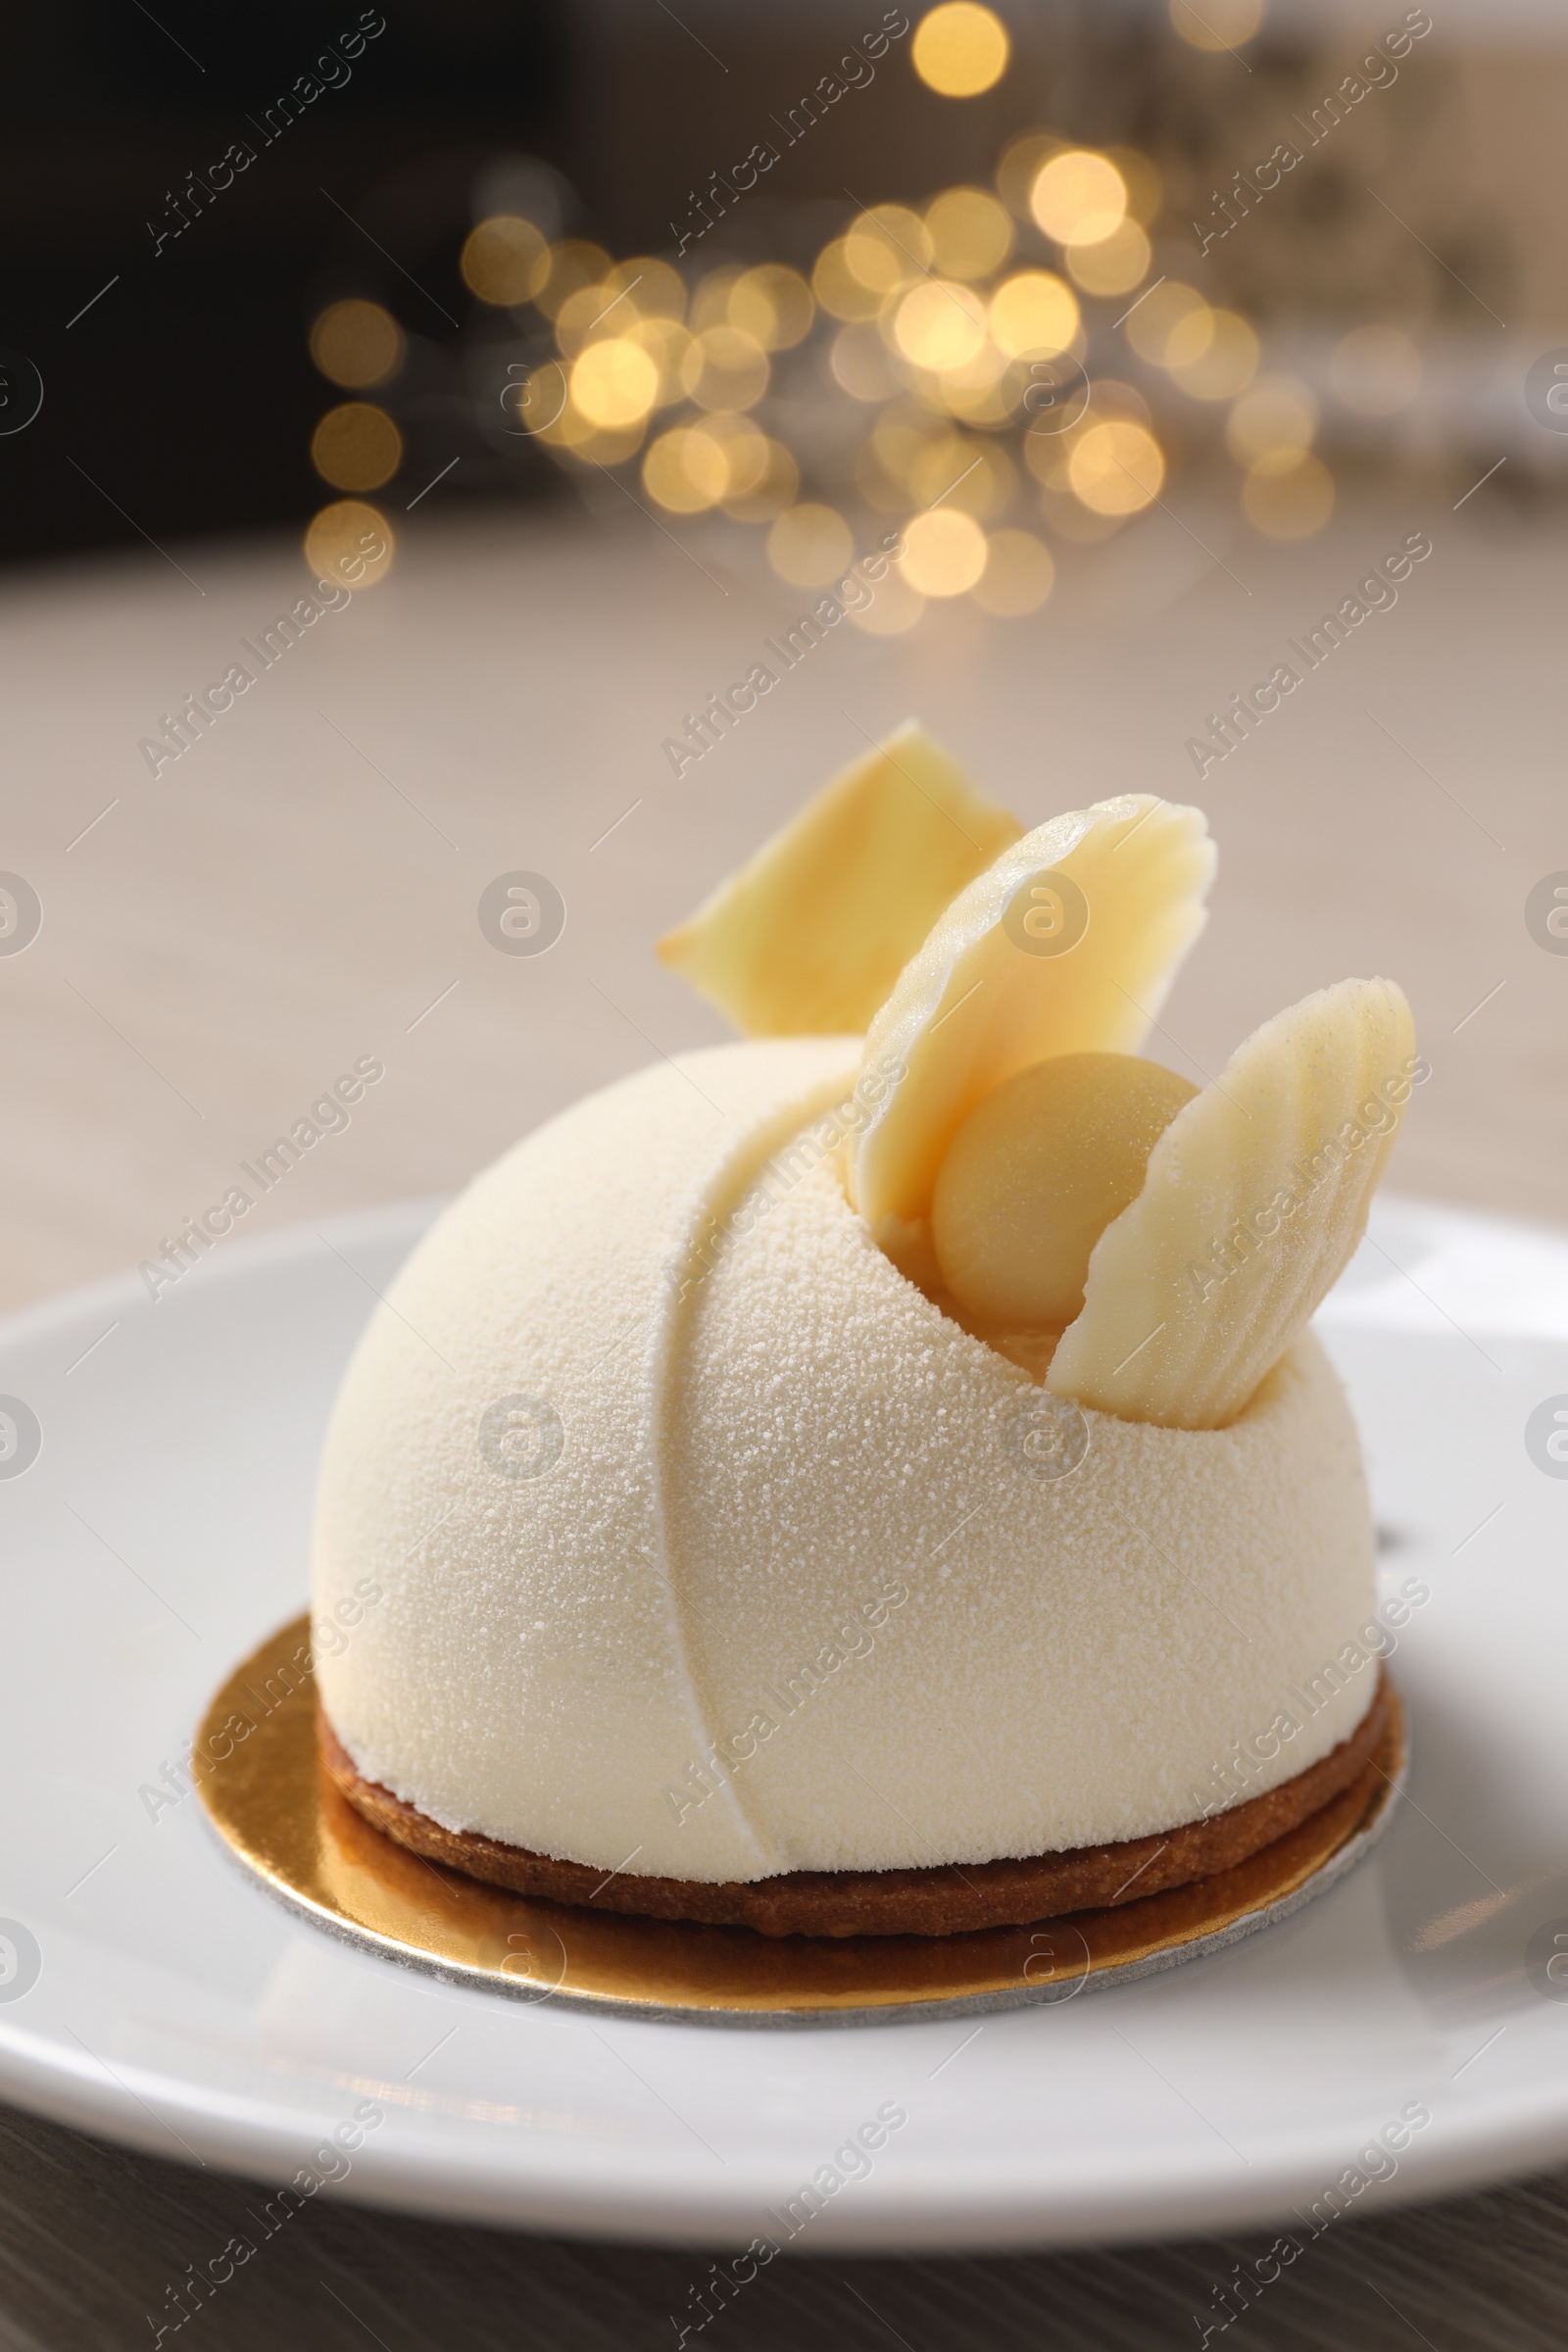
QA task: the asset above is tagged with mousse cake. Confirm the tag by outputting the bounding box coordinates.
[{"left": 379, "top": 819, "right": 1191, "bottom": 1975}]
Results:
[{"left": 312, "top": 724, "right": 1416, "bottom": 1936}]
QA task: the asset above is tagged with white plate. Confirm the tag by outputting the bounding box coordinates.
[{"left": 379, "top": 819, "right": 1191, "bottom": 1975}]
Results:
[{"left": 2, "top": 1194, "right": 1567, "bottom": 2251}]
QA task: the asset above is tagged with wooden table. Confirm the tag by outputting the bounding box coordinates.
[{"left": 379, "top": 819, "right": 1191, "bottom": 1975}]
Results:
[{"left": 2, "top": 483, "right": 1563, "bottom": 2346}]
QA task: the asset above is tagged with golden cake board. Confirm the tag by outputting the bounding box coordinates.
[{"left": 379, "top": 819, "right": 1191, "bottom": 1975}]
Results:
[{"left": 196, "top": 1615, "right": 1405, "bottom": 2027}]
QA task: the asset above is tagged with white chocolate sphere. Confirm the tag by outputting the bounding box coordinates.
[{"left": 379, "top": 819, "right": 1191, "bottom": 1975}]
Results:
[{"left": 312, "top": 1040, "right": 1379, "bottom": 1885}]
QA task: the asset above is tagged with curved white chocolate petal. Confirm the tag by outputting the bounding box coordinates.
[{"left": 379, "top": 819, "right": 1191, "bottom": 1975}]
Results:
[
  {"left": 1048, "top": 977, "right": 1417, "bottom": 1430},
  {"left": 852, "top": 796, "right": 1215, "bottom": 1244},
  {"left": 657, "top": 720, "right": 1020, "bottom": 1038}
]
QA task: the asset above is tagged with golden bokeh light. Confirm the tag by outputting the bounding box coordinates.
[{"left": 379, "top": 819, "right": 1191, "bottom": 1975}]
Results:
[
  {"left": 1030, "top": 152, "right": 1128, "bottom": 248},
  {"left": 1331, "top": 323, "right": 1422, "bottom": 416},
  {"left": 1166, "top": 309, "right": 1259, "bottom": 400},
  {"left": 1124, "top": 279, "right": 1207, "bottom": 367},
  {"left": 728, "top": 264, "right": 814, "bottom": 351},
  {"left": 570, "top": 423, "right": 647, "bottom": 466},
  {"left": 721, "top": 436, "right": 800, "bottom": 522},
  {"left": 1226, "top": 375, "right": 1319, "bottom": 464},
  {"left": 687, "top": 411, "right": 769, "bottom": 496},
  {"left": 925, "top": 186, "right": 1014, "bottom": 280},
  {"left": 477, "top": 104, "right": 1277, "bottom": 586},
  {"left": 535, "top": 240, "right": 613, "bottom": 320},
  {"left": 831, "top": 323, "right": 902, "bottom": 403},
  {"left": 309, "top": 300, "right": 405, "bottom": 391},
  {"left": 601, "top": 255, "right": 686, "bottom": 319},
  {"left": 849, "top": 565, "right": 926, "bottom": 636},
  {"left": 901, "top": 507, "right": 989, "bottom": 596},
  {"left": 873, "top": 405, "right": 947, "bottom": 471},
  {"left": 1068, "top": 418, "right": 1165, "bottom": 514},
  {"left": 305, "top": 499, "right": 393, "bottom": 587},
  {"left": 911, "top": 3, "right": 1010, "bottom": 96},
  {"left": 570, "top": 337, "right": 661, "bottom": 430},
  {"left": 971, "top": 527, "right": 1054, "bottom": 615},
  {"left": 1243, "top": 449, "right": 1335, "bottom": 538},
  {"left": 811, "top": 239, "right": 886, "bottom": 322},
  {"left": 893, "top": 279, "right": 989, "bottom": 371},
  {"left": 989, "top": 270, "right": 1080, "bottom": 359},
  {"left": 622, "top": 314, "right": 693, "bottom": 405},
  {"left": 907, "top": 433, "right": 1016, "bottom": 519},
  {"left": 1083, "top": 375, "right": 1154, "bottom": 426},
  {"left": 542, "top": 388, "right": 647, "bottom": 463},
  {"left": 1164, "top": 304, "right": 1216, "bottom": 369},
  {"left": 845, "top": 206, "right": 932, "bottom": 293},
  {"left": 643, "top": 413, "right": 776, "bottom": 511},
  {"left": 310, "top": 402, "right": 402, "bottom": 492},
  {"left": 556, "top": 275, "right": 682, "bottom": 360},
  {"left": 460, "top": 216, "right": 550, "bottom": 308},
  {"left": 996, "top": 132, "right": 1063, "bottom": 220},
  {"left": 927, "top": 335, "right": 1011, "bottom": 395},
  {"left": 1065, "top": 219, "right": 1152, "bottom": 297},
  {"left": 688, "top": 268, "right": 744, "bottom": 333},
  {"left": 680, "top": 325, "right": 769, "bottom": 412},
  {"left": 644, "top": 426, "right": 722, "bottom": 513},
  {"left": 551, "top": 261, "right": 685, "bottom": 362},
  {"left": 937, "top": 350, "right": 1017, "bottom": 426},
  {"left": 553, "top": 283, "right": 612, "bottom": 361},
  {"left": 1171, "top": 0, "right": 1265, "bottom": 51},
  {"left": 767, "top": 502, "right": 855, "bottom": 585}
]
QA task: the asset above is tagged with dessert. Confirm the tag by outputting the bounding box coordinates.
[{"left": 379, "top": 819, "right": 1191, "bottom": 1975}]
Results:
[{"left": 312, "top": 724, "right": 1416, "bottom": 1937}]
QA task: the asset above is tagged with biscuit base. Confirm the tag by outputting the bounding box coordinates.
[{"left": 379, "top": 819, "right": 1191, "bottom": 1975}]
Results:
[{"left": 319, "top": 1674, "right": 1392, "bottom": 1940}]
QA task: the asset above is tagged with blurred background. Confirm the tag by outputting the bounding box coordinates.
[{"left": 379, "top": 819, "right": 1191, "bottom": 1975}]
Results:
[
  {"left": 4, "top": 0, "right": 1567, "bottom": 1307},
  {"left": 6, "top": 0, "right": 1563, "bottom": 575}
]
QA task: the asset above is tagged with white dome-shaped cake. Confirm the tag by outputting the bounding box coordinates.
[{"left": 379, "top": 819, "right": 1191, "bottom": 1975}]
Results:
[{"left": 312, "top": 729, "right": 1416, "bottom": 1937}]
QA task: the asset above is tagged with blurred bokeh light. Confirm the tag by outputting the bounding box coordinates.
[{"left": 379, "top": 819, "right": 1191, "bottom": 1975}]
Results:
[
  {"left": 304, "top": 499, "right": 394, "bottom": 586},
  {"left": 1169, "top": 0, "right": 1266, "bottom": 51},
  {"left": 460, "top": 216, "right": 551, "bottom": 307},
  {"left": 911, "top": 4, "right": 1011, "bottom": 97},
  {"left": 309, "top": 302, "right": 406, "bottom": 393},
  {"left": 310, "top": 404, "right": 403, "bottom": 493}
]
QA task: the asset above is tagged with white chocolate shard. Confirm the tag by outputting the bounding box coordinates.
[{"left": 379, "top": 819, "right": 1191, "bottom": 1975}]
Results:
[
  {"left": 852, "top": 796, "right": 1215, "bottom": 1245},
  {"left": 657, "top": 721, "right": 1020, "bottom": 1038},
  {"left": 1048, "top": 977, "right": 1418, "bottom": 1430}
]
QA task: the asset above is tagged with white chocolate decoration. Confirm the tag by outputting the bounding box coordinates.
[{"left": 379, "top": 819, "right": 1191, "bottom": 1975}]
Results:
[
  {"left": 1049, "top": 978, "right": 1418, "bottom": 1430},
  {"left": 932, "top": 1052, "right": 1199, "bottom": 1328},
  {"left": 657, "top": 720, "right": 1020, "bottom": 1038},
  {"left": 852, "top": 797, "right": 1215, "bottom": 1266},
  {"left": 313, "top": 1041, "right": 1381, "bottom": 1885}
]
